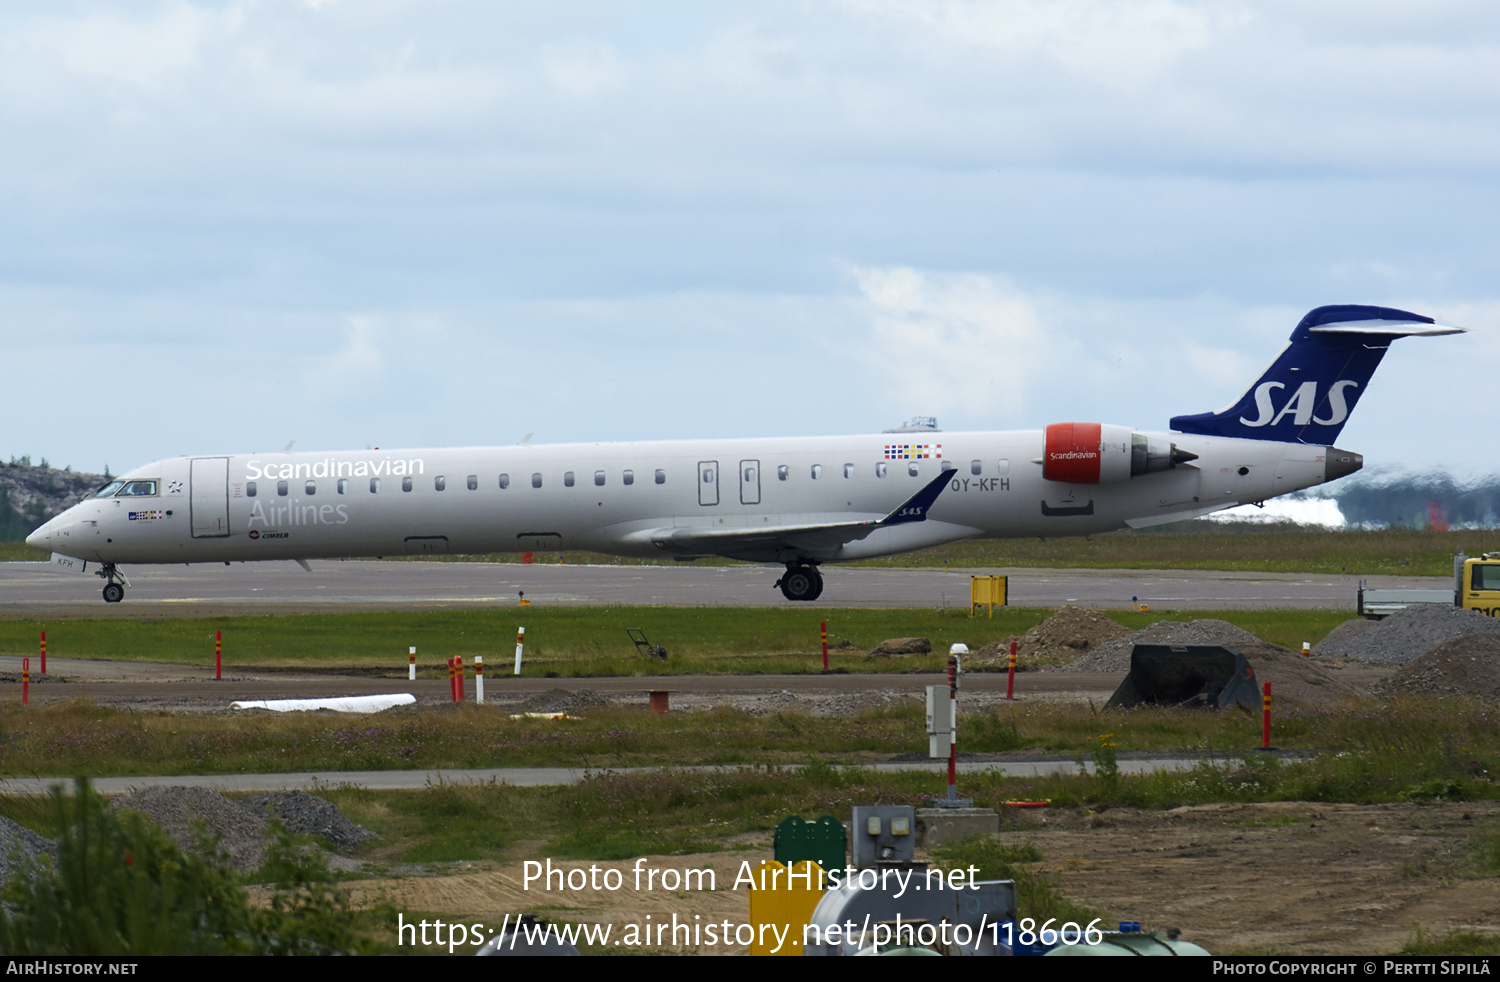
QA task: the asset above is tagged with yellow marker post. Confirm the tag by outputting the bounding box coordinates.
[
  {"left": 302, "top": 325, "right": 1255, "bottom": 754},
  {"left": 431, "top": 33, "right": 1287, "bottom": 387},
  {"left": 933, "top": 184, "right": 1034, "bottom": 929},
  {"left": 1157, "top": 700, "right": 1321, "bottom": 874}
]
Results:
[{"left": 747, "top": 860, "right": 825, "bottom": 956}]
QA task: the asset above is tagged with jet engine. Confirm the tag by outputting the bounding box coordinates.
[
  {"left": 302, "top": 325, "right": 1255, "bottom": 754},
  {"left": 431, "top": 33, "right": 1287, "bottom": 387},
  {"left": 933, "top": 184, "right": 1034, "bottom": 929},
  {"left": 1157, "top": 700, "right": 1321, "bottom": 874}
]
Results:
[{"left": 1043, "top": 422, "right": 1198, "bottom": 484}]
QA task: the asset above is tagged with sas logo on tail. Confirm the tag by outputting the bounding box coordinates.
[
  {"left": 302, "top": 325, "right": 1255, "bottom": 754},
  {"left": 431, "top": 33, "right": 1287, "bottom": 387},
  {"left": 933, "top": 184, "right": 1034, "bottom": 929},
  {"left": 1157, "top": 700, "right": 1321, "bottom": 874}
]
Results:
[{"left": 1239, "top": 380, "right": 1358, "bottom": 428}]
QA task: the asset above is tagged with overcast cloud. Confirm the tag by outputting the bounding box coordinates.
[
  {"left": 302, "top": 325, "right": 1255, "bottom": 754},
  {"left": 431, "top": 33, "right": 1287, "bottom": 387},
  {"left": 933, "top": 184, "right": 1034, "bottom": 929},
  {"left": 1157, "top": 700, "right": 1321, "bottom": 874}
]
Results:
[{"left": 1, "top": 1, "right": 1496, "bottom": 478}]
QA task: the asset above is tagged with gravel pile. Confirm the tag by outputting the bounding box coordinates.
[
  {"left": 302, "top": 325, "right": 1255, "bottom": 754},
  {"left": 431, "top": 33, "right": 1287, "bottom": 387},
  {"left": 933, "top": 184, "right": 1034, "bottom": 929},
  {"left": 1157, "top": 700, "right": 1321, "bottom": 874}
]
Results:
[
  {"left": 1374, "top": 634, "right": 1500, "bottom": 703},
  {"left": 519, "top": 688, "right": 610, "bottom": 714},
  {"left": 1315, "top": 605, "right": 1500, "bottom": 665},
  {"left": 0, "top": 816, "right": 54, "bottom": 885},
  {"left": 235, "top": 791, "right": 378, "bottom": 852},
  {"left": 974, "top": 605, "right": 1131, "bottom": 667},
  {"left": 110, "top": 786, "right": 268, "bottom": 873},
  {"left": 1059, "top": 618, "right": 1263, "bottom": 673}
]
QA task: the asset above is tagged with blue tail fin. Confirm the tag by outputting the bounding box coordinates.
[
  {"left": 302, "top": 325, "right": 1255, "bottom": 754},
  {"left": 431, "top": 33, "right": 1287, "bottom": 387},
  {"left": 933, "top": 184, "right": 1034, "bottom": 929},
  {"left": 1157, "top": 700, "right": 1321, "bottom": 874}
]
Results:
[{"left": 1169, "top": 304, "right": 1462, "bottom": 444}]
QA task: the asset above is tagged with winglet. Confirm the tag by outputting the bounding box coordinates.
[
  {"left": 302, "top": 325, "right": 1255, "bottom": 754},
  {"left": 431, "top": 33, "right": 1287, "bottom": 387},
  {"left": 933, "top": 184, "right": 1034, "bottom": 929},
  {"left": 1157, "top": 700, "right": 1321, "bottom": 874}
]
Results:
[{"left": 878, "top": 467, "right": 957, "bottom": 527}]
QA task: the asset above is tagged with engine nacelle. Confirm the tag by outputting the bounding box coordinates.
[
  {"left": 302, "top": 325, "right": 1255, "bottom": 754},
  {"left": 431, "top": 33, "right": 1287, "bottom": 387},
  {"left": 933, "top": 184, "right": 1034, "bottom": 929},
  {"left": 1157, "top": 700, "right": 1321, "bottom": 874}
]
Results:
[{"left": 1043, "top": 422, "right": 1196, "bottom": 484}]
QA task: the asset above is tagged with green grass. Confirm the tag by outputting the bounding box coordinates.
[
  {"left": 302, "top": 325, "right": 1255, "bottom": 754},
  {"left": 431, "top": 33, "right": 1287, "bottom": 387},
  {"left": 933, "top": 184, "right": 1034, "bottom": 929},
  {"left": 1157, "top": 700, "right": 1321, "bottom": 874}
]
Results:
[{"left": 0, "top": 606, "right": 1355, "bottom": 673}]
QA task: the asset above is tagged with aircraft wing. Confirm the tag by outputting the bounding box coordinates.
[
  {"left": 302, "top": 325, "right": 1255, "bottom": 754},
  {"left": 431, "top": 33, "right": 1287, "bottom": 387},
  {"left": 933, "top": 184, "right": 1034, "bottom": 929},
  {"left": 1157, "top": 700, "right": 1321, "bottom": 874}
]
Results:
[{"left": 645, "top": 467, "right": 957, "bottom": 558}]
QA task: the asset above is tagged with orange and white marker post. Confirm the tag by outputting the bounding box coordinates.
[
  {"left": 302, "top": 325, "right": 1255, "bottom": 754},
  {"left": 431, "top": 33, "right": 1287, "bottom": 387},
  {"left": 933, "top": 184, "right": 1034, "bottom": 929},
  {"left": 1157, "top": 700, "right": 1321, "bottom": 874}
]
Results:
[
  {"left": 1005, "top": 640, "right": 1018, "bottom": 700},
  {"left": 215, "top": 630, "right": 222, "bottom": 680},
  {"left": 409, "top": 646, "right": 417, "bottom": 681},
  {"left": 821, "top": 621, "right": 828, "bottom": 671},
  {"left": 475, "top": 656, "right": 484, "bottom": 703},
  {"left": 1262, "top": 682, "right": 1272, "bottom": 749},
  {"left": 22, "top": 657, "right": 29, "bottom": 706},
  {"left": 39, "top": 631, "right": 46, "bottom": 675},
  {"left": 514, "top": 627, "right": 525, "bottom": 675}
]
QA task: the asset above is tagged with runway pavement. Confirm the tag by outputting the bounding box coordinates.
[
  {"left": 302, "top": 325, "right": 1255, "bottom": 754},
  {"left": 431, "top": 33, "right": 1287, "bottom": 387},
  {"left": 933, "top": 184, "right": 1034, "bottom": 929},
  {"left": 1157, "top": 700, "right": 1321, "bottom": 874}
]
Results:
[{"left": 0, "top": 559, "right": 1447, "bottom": 617}]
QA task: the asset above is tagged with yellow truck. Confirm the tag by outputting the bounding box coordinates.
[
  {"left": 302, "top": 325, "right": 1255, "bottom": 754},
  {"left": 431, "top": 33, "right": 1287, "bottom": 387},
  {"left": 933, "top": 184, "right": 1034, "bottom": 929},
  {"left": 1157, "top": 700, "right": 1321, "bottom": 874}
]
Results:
[{"left": 1357, "top": 552, "right": 1500, "bottom": 619}]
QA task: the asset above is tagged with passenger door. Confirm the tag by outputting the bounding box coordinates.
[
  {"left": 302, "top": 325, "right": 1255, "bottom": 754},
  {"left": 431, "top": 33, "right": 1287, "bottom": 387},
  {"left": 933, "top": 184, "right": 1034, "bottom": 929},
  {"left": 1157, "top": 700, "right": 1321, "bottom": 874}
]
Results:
[{"left": 190, "top": 457, "right": 230, "bottom": 538}]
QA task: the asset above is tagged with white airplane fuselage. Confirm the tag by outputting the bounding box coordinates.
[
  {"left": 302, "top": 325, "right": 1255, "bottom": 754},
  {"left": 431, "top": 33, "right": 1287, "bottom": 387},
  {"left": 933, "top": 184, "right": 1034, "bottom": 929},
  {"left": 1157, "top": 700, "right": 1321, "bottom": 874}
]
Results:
[{"left": 30, "top": 428, "right": 1329, "bottom": 569}]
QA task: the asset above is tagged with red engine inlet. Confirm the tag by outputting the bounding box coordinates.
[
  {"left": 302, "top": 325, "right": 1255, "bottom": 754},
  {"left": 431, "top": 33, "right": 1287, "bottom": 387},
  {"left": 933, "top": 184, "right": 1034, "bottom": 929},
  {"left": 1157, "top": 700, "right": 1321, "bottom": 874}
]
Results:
[{"left": 1044, "top": 422, "right": 1103, "bottom": 484}]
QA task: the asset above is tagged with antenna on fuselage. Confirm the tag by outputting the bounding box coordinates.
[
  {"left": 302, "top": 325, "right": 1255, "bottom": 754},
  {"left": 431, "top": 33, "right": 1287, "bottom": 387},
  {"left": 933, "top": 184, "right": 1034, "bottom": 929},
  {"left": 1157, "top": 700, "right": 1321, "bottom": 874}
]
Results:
[
  {"left": 282, "top": 440, "right": 296, "bottom": 453},
  {"left": 519, "top": 433, "right": 533, "bottom": 446}
]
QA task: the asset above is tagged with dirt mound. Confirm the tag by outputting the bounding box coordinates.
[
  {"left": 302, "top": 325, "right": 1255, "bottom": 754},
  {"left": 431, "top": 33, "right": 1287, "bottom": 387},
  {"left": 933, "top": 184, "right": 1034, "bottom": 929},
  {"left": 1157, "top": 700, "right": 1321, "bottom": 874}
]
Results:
[
  {"left": 975, "top": 605, "right": 1131, "bottom": 667},
  {"left": 0, "top": 816, "right": 54, "bottom": 885},
  {"left": 869, "top": 638, "right": 931, "bottom": 657},
  {"left": 519, "top": 688, "right": 610, "bottom": 714},
  {"left": 1312, "top": 618, "right": 1376, "bottom": 657},
  {"left": 110, "top": 786, "right": 268, "bottom": 873},
  {"left": 236, "top": 791, "right": 377, "bottom": 852},
  {"left": 1315, "top": 605, "right": 1500, "bottom": 665},
  {"left": 1374, "top": 633, "right": 1500, "bottom": 703},
  {"left": 1061, "top": 618, "right": 1262, "bottom": 673},
  {"left": 1054, "top": 617, "right": 1360, "bottom": 704}
]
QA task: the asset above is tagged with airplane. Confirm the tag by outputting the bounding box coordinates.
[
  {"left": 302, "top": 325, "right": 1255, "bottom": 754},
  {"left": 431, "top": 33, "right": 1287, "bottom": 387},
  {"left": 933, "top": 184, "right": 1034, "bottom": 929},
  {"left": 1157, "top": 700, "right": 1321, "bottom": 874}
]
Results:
[{"left": 28, "top": 304, "right": 1462, "bottom": 604}]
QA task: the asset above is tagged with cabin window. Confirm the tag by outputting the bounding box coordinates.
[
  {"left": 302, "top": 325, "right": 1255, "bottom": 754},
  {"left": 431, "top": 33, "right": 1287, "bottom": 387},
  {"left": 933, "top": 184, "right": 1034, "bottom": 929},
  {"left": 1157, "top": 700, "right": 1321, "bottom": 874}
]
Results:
[
  {"left": 777, "top": 465, "right": 788, "bottom": 481},
  {"left": 467, "top": 475, "right": 478, "bottom": 491},
  {"left": 435, "top": 476, "right": 446, "bottom": 491},
  {"left": 997, "top": 458, "right": 1009, "bottom": 474},
  {"left": 876, "top": 463, "right": 886, "bottom": 478},
  {"left": 908, "top": 463, "right": 919, "bottom": 477},
  {"left": 811, "top": 465, "right": 822, "bottom": 480},
  {"left": 277, "top": 480, "right": 288, "bottom": 497},
  {"left": 499, "top": 474, "right": 510, "bottom": 489},
  {"left": 305, "top": 480, "right": 316, "bottom": 495},
  {"left": 843, "top": 463, "right": 854, "bottom": 479},
  {"left": 246, "top": 482, "right": 257, "bottom": 497},
  {"left": 370, "top": 478, "right": 380, "bottom": 493},
  {"left": 532, "top": 473, "right": 543, "bottom": 489},
  {"left": 402, "top": 477, "right": 413, "bottom": 492},
  {"left": 655, "top": 469, "right": 665, "bottom": 485},
  {"left": 971, "top": 460, "right": 982, "bottom": 475},
  {"left": 595, "top": 470, "right": 606, "bottom": 486},
  {"left": 564, "top": 471, "right": 575, "bottom": 488},
  {"left": 941, "top": 460, "right": 954, "bottom": 472},
  {"left": 623, "top": 470, "right": 634, "bottom": 486},
  {"left": 337, "top": 479, "right": 348, "bottom": 495}
]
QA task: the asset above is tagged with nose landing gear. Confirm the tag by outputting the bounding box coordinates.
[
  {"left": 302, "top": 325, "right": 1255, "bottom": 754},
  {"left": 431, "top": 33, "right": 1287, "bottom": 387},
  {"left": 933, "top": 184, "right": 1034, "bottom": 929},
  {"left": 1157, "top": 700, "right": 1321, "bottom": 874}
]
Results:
[
  {"left": 95, "top": 564, "right": 129, "bottom": 603},
  {"left": 775, "top": 563, "right": 823, "bottom": 602}
]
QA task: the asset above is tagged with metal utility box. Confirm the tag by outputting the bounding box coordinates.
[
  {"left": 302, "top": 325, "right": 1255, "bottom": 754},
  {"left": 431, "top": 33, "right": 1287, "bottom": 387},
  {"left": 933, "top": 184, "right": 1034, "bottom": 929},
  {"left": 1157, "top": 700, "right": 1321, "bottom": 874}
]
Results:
[
  {"left": 926, "top": 686, "right": 955, "bottom": 758},
  {"left": 851, "top": 805, "right": 915, "bottom": 869},
  {"left": 772, "top": 815, "right": 846, "bottom": 875},
  {"left": 970, "top": 575, "right": 1008, "bottom": 617}
]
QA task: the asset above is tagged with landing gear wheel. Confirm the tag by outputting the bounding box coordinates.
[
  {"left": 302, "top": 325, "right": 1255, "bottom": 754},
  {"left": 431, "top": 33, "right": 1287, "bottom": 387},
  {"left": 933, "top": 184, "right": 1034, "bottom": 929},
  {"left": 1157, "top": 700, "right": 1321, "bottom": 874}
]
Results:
[
  {"left": 102, "top": 583, "right": 124, "bottom": 603},
  {"left": 777, "top": 564, "right": 823, "bottom": 602}
]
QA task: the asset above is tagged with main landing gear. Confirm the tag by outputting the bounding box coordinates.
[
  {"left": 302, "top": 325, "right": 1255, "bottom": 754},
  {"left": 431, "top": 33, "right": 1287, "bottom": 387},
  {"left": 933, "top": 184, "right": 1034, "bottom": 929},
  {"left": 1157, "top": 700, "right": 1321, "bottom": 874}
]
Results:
[
  {"left": 775, "top": 563, "right": 823, "bottom": 602},
  {"left": 96, "top": 564, "right": 128, "bottom": 603}
]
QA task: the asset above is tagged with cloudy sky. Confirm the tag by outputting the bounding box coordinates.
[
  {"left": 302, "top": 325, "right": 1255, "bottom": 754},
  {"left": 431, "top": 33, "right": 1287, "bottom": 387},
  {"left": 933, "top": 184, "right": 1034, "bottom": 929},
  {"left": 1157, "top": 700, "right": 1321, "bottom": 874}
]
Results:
[{"left": 2, "top": 1, "right": 1496, "bottom": 480}]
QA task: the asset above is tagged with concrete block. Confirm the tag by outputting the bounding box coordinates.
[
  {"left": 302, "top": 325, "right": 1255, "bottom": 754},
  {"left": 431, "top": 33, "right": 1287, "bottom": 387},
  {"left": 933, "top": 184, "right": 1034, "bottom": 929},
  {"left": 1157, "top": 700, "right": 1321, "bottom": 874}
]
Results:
[{"left": 914, "top": 807, "right": 999, "bottom": 849}]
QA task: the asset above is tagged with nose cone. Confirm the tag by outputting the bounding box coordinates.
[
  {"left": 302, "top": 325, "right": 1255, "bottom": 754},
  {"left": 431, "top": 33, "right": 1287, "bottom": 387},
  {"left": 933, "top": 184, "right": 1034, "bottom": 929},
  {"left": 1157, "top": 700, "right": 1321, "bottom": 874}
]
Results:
[{"left": 26, "top": 518, "right": 54, "bottom": 552}]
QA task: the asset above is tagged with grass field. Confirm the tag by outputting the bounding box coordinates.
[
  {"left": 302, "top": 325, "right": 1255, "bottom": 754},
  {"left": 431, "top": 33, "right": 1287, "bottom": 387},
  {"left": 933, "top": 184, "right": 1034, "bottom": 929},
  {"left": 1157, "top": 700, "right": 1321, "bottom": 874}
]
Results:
[
  {"left": 0, "top": 606, "right": 1354, "bottom": 673},
  {"left": 2, "top": 525, "right": 1494, "bottom": 575}
]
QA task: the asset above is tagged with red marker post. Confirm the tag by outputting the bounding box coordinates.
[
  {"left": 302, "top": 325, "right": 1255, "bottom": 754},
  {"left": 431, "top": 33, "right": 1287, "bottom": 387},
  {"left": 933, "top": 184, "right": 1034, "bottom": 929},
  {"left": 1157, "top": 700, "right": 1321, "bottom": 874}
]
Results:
[
  {"left": 1005, "top": 640, "right": 1017, "bottom": 700},
  {"left": 22, "top": 657, "right": 29, "bottom": 706},
  {"left": 1262, "top": 682, "right": 1272, "bottom": 749},
  {"left": 40, "top": 631, "right": 46, "bottom": 675},
  {"left": 821, "top": 621, "right": 828, "bottom": 671},
  {"left": 447, "top": 657, "right": 457, "bottom": 702},
  {"left": 456, "top": 657, "right": 465, "bottom": 703},
  {"left": 215, "top": 630, "right": 222, "bottom": 680}
]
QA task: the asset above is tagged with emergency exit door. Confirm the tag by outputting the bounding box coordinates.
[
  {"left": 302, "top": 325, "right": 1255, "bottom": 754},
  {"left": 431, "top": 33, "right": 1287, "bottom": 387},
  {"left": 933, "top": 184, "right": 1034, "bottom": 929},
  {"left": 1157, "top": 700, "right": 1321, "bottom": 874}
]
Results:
[{"left": 698, "top": 461, "right": 719, "bottom": 506}]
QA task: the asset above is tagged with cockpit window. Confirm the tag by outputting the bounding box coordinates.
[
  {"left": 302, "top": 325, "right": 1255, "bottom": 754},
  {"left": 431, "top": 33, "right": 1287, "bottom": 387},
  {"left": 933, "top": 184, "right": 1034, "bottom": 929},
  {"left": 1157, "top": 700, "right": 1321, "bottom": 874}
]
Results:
[
  {"left": 93, "top": 481, "right": 125, "bottom": 498},
  {"left": 116, "top": 480, "right": 159, "bottom": 497}
]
